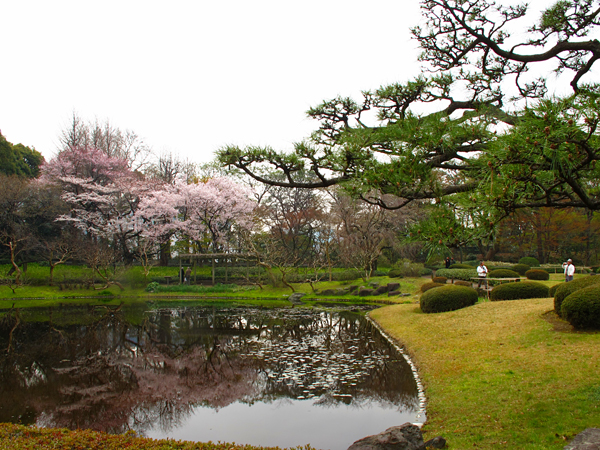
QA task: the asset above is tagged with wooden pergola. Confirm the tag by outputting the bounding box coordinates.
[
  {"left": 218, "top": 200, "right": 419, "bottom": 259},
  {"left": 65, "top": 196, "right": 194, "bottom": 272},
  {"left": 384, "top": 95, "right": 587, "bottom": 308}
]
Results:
[{"left": 178, "top": 253, "right": 258, "bottom": 285}]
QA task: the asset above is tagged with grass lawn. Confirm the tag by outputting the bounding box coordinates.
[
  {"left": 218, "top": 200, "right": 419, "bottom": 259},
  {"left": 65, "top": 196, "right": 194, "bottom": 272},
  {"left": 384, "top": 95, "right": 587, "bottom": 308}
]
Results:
[{"left": 370, "top": 285, "right": 600, "bottom": 449}]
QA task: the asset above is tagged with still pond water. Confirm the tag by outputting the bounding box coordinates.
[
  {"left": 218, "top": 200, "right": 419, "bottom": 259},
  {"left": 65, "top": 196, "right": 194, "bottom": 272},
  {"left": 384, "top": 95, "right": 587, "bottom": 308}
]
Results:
[{"left": 0, "top": 303, "right": 421, "bottom": 450}]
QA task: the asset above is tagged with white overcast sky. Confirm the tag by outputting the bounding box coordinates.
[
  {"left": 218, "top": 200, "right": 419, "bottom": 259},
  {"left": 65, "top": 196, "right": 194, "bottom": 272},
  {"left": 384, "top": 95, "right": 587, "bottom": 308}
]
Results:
[{"left": 1, "top": 0, "right": 424, "bottom": 165}]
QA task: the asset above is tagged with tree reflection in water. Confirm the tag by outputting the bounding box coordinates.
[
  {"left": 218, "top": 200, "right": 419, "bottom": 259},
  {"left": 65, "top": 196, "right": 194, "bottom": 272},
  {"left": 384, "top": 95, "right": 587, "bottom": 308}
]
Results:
[{"left": 0, "top": 304, "right": 419, "bottom": 443}]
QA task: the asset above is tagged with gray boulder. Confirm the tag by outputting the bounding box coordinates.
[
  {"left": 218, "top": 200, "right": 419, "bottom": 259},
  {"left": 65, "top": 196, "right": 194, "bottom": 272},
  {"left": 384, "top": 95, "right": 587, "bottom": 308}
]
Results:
[
  {"left": 564, "top": 428, "right": 600, "bottom": 450},
  {"left": 374, "top": 285, "right": 391, "bottom": 295},
  {"left": 387, "top": 282, "right": 401, "bottom": 291},
  {"left": 347, "top": 423, "right": 446, "bottom": 450},
  {"left": 319, "top": 289, "right": 337, "bottom": 296},
  {"left": 358, "top": 288, "right": 375, "bottom": 296},
  {"left": 288, "top": 292, "right": 306, "bottom": 304}
]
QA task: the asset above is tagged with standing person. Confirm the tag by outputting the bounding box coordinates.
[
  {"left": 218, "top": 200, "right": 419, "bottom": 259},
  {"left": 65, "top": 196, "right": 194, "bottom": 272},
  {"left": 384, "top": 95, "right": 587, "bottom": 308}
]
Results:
[
  {"left": 445, "top": 257, "right": 451, "bottom": 269},
  {"left": 185, "top": 267, "right": 192, "bottom": 285},
  {"left": 563, "top": 259, "right": 575, "bottom": 282},
  {"left": 477, "top": 261, "right": 488, "bottom": 288}
]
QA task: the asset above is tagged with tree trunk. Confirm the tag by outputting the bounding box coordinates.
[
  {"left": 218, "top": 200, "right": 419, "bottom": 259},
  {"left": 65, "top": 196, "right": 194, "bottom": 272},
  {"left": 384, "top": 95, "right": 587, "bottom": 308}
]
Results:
[{"left": 159, "top": 242, "right": 171, "bottom": 267}]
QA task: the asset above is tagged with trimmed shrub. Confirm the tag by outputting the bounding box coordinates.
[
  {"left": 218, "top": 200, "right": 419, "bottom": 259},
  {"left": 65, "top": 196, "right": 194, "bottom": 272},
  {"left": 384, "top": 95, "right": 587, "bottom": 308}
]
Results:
[
  {"left": 421, "top": 282, "right": 445, "bottom": 292},
  {"left": 525, "top": 269, "right": 550, "bottom": 280},
  {"left": 434, "top": 268, "right": 478, "bottom": 282},
  {"left": 420, "top": 285, "right": 478, "bottom": 313},
  {"left": 512, "top": 264, "right": 531, "bottom": 275},
  {"left": 453, "top": 280, "right": 472, "bottom": 287},
  {"left": 432, "top": 276, "right": 447, "bottom": 284},
  {"left": 488, "top": 269, "right": 521, "bottom": 278},
  {"left": 449, "top": 263, "right": 474, "bottom": 269},
  {"left": 519, "top": 256, "right": 540, "bottom": 267},
  {"left": 549, "top": 283, "right": 562, "bottom": 297},
  {"left": 561, "top": 285, "right": 600, "bottom": 330},
  {"left": 490, "top": 281, "right": 549, "bottom": 301},
  {"left": 554, "top": 275, "right": 600, "bottom": 317}
]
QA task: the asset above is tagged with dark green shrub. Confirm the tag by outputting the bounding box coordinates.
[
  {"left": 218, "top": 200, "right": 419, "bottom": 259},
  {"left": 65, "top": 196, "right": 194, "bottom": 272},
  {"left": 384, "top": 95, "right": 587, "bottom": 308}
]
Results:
[
  {"left": 561, "top": 285, "right": 600, "bottom": 330},
  {"left": 490, "top": 281, "right": 549, "bottom": 301},
  {"left": 420, "top": 285, "right": 478, "bottom": 313},
  {"left": 554, "top": 276, "right": 600, "bottom": 317},
  {"left": 519, "top": 256, "right": 540, "bottom": 267},
  {"left": 432, "top": 276, "right": 447, "bottom": 284},
  {"left": 549, "top": 283, "right": 562, "bottom": 297},
  {"left": 449, "top": 263, "right": 473, "bottom": 269},
  {"left": 512, "top": 264, "right": 531, "bottom": 275},
  {"left": 390, "top": 261, "right": 427, "bottom": 277},
  {"left": 453, "top": 280, "right": 472, "bottom": 287},
  {"left": 434, "top": 268, "right": 478, "bottom": 282},
  {"left": 421, "top": 282, "right": 445, "bottom": 292},
  {"left": 488, "top": 269, "right": 521, "bottom": 278},
  {"left": 387, "top": 269, "right": 403, "bottom": 278},
  {"left": 420, "top": 267, "right": 433, "bottom": 276},
  {"left": 525, "top": 269, "right": 550, "bottom": 280}
]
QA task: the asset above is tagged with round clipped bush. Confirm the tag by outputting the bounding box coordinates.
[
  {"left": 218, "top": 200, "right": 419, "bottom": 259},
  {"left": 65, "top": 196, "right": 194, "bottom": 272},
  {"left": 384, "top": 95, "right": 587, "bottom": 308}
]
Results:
[
  {"left": 525, "top": 268, "right": 549, "bottom": 280},
  {"left": 519, "top": 256, "right": 540, "bottom": 267},
  {"left": 512, "top": 264, "right": 531, "bottom": 275},
  {"left": 453, "top": 280, "right": 472, "bottom": 287},
  {"left": 488, "top": 269, "right": 521, "bottom": 278},
  {"left": 549, "top": 283, "right": 562, "bottom": 297},
  {"left": 554, "top": 275, "right": 600, "bottom": 317},
  {"left": 432, "top": 276, "right": 447, "bottom": 284},
  {"left": 421, "top": 282, "right": 445, "bottom": 292},
  {"left": 561, "top": 285, "right": 600, "bottom": 330},
  {"left": 449, "top": 263, "right": 474, "bottom": 269},
  {"left": 490, "top": 281, "right": 549, "bottom": 301},
  {"left": 420, "top": 285, "right": 478, "bottom": 313}
]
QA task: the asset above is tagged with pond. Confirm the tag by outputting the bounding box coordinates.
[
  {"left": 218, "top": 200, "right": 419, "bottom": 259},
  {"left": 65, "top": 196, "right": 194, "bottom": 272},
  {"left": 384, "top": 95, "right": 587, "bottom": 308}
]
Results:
[{"left": 0, "top": 303, "right": 423, "bottom": 450}]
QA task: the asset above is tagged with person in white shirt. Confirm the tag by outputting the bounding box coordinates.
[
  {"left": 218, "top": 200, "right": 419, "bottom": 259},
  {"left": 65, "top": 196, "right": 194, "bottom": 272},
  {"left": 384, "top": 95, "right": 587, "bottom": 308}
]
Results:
[
  {"left": 477, "top": 261, "right": 488, "bottom": 288},
  {"left": 562, "top": 259, "right": 575, "bottom": 282}
]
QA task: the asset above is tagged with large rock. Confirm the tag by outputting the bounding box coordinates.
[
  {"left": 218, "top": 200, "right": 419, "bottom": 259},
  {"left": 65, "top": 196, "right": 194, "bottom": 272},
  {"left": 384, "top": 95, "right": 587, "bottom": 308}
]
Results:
[
  {"left": 288, "top": 292, "right": 306, "bottom": 304},
  {"left": 347, "top": 423, "right": 446, "bottom": 450},
  {"left": 374, "top": 285, "right": 391, "bottom": 295},
  {"left": 564, "top": 428, "right": 600, "bottom": 449},
  {"left": 387, "top": 282, "right": 401, "bottom": 292},
  {"left": 358, "top": 288, "right": 375, "bottom": 296},
  {"left": 347, "top": 423, "right": 423, "bottom": 450}
]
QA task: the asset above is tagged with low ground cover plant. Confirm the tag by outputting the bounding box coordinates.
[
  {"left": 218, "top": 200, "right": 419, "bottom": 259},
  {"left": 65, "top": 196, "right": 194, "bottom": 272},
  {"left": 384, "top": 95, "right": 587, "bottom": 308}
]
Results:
[
  {"left": 0, "top": 423, "right": 299, "bottom": 450},
  {"left": 420, "top": 284, "right": 478, "bottom": 313},
  {"left": 489, "top": 281, "right": 549, "bottom": 301}
]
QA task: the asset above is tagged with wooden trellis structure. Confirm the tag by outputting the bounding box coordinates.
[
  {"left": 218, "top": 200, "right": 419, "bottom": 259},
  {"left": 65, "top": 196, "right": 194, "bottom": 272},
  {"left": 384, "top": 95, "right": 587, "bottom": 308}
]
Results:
[{"left": 178, "top": 253, "right": 258, "bottom": 285}]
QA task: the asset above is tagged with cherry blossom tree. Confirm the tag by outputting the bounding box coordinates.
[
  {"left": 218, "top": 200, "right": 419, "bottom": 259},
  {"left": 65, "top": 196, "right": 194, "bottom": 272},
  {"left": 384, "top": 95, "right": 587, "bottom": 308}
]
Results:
[
  {"left": 176, "top": 177, "right": 256, "bottom": 253},
  {"left": 41, "top": 146, "right": 152, "bottom": 263}
]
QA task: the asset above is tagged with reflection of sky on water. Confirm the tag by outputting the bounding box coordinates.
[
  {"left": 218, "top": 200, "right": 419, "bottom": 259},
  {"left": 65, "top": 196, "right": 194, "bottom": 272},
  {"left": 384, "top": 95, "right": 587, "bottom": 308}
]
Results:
[{"left": 147, "top": 398, "right": 414, "bottom": 450}]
